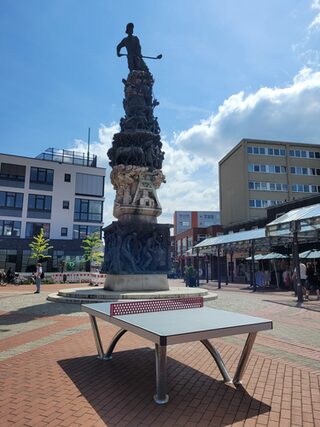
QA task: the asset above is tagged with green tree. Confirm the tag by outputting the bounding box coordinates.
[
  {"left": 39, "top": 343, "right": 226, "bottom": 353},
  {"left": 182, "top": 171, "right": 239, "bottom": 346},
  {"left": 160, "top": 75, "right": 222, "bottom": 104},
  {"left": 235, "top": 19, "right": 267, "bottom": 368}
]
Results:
[
  {"left": 81, "top": 232, "right": 104, "bottom": 271},
  {"left": 29, "top": 228, "right": 53, "bottom": 262}
]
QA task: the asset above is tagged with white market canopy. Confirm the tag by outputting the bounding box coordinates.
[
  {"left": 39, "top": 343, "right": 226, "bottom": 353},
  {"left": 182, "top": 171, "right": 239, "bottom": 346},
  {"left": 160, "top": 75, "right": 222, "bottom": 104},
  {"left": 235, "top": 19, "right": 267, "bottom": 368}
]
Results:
[
  {"left": 191, "top": 203, "right": 319, "bottom": 255},
  {"left": 194, "top": 228, "right": 267, "bottom": 253},
  {"left": 245, "top": 252, "right": 288, "bottom": 261},
  {"left": 266, "top": 203, "right": 320, "bottom": 238},
  {"left": 299, "top": 249, "right": 320, "bottom": 259},
  {"left": 245, "top": 254, "right": 265, "bottom": 261}
]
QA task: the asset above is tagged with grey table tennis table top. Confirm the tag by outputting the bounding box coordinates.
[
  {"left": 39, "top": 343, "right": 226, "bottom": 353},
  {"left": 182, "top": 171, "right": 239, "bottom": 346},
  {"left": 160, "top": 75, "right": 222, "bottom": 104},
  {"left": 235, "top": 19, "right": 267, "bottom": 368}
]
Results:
[{"left": 82, "top": 302, "right": 272, "bottom": 346}]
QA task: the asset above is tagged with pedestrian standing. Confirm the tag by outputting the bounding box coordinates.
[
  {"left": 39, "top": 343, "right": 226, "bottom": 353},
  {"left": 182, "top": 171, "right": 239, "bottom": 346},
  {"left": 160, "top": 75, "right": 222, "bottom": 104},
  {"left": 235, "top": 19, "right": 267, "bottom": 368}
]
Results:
[{"left": 34, "top": 262, "right": 42, "bottom": 294}]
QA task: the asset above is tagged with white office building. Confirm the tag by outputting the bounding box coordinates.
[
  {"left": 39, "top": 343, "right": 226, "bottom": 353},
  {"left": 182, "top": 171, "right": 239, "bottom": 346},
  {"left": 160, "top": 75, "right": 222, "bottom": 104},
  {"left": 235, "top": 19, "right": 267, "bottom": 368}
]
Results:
[
  {"left": 173, "top": 211, "right": 221, "bottom": 235},
  {"left": 0, "top": 148, "right": 106, "bottom": 272}
]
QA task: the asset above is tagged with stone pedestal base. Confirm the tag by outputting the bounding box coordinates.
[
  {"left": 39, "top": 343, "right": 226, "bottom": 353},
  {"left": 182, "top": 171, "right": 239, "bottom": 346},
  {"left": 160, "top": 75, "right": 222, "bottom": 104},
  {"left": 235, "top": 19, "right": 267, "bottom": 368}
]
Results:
[
  {"left": 102, "top": 221, "right": 171, "bottom": 275},
  {"left": 104, "top": 274, "right": 169, "bottom": 291}
]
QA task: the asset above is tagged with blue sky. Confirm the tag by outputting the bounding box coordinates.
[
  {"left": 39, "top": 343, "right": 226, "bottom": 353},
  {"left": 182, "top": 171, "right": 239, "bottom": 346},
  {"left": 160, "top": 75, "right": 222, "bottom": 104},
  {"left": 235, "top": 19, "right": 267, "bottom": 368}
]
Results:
[{"left": 1, "top": 0, "right": 320, "bottom": 224}]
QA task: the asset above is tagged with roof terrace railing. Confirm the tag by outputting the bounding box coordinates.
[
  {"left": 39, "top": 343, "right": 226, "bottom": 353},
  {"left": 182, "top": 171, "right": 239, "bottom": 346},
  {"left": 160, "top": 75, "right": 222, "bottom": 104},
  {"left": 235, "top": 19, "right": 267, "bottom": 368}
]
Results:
[{"left": 35, "top": 148, "right": 97, "bottom": 167}]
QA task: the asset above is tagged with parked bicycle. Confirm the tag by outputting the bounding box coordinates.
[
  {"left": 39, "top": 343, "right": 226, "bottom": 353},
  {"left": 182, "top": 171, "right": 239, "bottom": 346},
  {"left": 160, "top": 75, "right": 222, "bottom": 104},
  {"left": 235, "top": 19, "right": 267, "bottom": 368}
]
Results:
[{"left": 0, "top": 270, "right": 28, "bottom": 286}]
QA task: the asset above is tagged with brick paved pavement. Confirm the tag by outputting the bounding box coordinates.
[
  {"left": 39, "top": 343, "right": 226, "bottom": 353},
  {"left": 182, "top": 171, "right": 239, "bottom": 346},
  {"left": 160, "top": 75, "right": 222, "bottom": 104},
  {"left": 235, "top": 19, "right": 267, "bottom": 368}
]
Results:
[{"left": 0, "top": 280, "right": 319, "bottom": 426}]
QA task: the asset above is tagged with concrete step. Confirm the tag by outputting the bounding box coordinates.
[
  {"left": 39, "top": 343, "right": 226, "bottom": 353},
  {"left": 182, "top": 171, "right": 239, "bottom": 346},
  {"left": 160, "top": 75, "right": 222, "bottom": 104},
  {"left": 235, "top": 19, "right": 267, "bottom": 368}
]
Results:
[{"left": 47, "top": 287, "right": 218, "bottom": 304}]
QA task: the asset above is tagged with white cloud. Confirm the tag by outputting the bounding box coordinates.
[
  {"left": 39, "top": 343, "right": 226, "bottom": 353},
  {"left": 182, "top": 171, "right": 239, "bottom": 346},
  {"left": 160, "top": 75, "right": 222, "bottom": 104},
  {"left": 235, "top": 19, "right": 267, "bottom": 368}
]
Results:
[
  {"left": 71, "top": 68, "right": 320, "bottom": 228},
  {"left": 292, "top": 1, "right": 320, "bottom": 67},
  {"left": 309, "top": 0, "right": 320, "bottom": 30},
  {"left": 174, "top": 68, "right": 320, "bottom": 159}
]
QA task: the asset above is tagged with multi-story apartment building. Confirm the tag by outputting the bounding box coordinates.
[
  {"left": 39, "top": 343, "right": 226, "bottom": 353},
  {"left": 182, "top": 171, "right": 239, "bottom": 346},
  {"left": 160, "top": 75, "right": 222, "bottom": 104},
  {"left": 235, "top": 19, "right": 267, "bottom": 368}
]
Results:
[
  {"left": 0, "top": 148, "right": 105, "bottom": 272},
  {"left": 173, "top": 210, "right": 220, "bottom": 235},
  {"left": 219, "top": 138, "right": 320, "bottom": 226}
]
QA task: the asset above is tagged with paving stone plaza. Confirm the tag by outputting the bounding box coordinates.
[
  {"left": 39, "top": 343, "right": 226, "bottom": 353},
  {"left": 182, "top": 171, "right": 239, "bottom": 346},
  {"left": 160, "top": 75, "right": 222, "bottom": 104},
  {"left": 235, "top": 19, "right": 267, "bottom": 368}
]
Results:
[{"left": 0, "top": 280, "right": 319, "bottom": 426}]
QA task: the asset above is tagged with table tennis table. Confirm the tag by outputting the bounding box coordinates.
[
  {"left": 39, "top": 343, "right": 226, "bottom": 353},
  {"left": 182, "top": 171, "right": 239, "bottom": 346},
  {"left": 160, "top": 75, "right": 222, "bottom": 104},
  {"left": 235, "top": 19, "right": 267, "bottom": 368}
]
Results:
[{"left": 82, "top": 297, "right": 272, "bottom": 404}]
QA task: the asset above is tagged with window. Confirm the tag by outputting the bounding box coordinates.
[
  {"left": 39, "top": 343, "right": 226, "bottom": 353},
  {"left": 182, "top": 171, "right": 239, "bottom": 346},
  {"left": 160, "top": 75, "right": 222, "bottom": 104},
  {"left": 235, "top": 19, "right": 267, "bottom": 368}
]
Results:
[
  {"left": 0, "top": 220, "right": 21, "bottom": 237},
  {"left": 290, "top": 149, "right": 320, "bottom": 158},
  {"left": 249, "top": 199, "right": 283, "bottom": 208},
  {"left": 0, "top": 163, "right": 26, "bottom": 181},
  {"left": 25, "top": 223, "right": 50, "bottom": 238},
  {"left": 249, "top": 164, "right": 285, "bottom": 174},
  {"left": 28, "top": 194, "right": 52, "bottom": 211},
  {"left": 292, "top": 184, "right": 320, "bottom": 193},
  {"left": 63, "top": 200, "right": 69, "bottom": 209},
  {"left": 75, "top": 173, "right": 104, "bottom": 197},
  {"left": 247, "top": 146, "right": 285, "bottom": 156},
  {"left": 61, "top": 227, "right": 68, "bottom": 236},
  {"left": 73, "top": 225, "right": 101, "bottom": 239},
  {"left": 249, "top": 181, "right": 288, "bottom": 192},
  {"left": 74, "top": 199, "right": 103, "bottom": 222},
  {"left": 0, "top": 191, "right": 23, "bottom": 208},
  {"left": 290, "top": 166, "right": 314, "bottom": 175},
  {"left": 64, "top": 174, "right": 71, "bottom": 182},
  {"left": 30, "top": 167, "right": 54, "bottom": 185}
]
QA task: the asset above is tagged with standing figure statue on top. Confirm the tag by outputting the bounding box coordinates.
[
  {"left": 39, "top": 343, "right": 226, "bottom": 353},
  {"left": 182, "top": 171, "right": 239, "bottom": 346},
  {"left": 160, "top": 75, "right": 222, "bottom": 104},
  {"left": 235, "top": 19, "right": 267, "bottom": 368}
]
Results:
[{"left": 117, "top": 23, "right": 149, "bottom": 72}]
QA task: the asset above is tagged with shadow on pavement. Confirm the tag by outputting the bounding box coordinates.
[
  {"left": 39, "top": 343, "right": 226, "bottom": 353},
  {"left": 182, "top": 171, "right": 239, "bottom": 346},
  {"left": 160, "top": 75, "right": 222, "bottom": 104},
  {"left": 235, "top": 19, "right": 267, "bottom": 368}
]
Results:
[
  {"left": 59, "top": 348, "right": 271, "bottom": 426},
  {"left": 0, "top": 301, "right": 81, "bottom": 326},
  {"left": 263, "top": 299, "right": 320, "bottom": 313}
]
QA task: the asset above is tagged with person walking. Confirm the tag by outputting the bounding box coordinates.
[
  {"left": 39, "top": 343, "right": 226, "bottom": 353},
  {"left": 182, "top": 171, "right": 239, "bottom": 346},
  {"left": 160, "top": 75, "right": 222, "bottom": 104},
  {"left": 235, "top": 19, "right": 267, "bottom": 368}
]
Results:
[
  {"left": 293, "top": 261, "right": 307, "bottom": 297},
  {"left": 34, "top": 262, "right": 42, "bottom": 294}
]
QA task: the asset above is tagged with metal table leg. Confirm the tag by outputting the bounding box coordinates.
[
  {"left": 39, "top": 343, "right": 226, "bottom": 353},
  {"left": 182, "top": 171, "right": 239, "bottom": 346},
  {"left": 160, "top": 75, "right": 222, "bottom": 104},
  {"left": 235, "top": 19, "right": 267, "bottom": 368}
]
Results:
[
  {"left": 154, "top": 344, "right": 169, "bottom": 404},
  {"left": 89, "top": 315, "right": 105, "bottom": 359},
  {"left": 105, "top": 328, "right": 127, "bottom": 359},
  {"left": 89, "top": 315, "right": 127, "bottom": 361},
  {"left": 233, "top": 332, "right": 257, "bottom": 385},
  {"left": 201, "top": 339, "right": 233, "bottom": 383}
]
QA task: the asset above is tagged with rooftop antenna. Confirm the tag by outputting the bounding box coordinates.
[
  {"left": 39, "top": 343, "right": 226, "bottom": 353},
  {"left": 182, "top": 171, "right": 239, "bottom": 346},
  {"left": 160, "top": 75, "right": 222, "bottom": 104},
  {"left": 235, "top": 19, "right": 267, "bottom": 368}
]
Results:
[{"left": 87, "top": 127, "right": 91, "bottom": 166}]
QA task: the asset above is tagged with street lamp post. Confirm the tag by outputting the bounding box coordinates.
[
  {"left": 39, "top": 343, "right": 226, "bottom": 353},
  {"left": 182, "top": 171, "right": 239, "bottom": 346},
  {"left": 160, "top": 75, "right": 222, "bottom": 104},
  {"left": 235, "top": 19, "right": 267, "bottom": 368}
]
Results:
[
  {"left": 217, "top": 246, "right": 221, "bottom": 289},
  {"left": 291, "top": 221, "right": 303, "bottom": 303}
]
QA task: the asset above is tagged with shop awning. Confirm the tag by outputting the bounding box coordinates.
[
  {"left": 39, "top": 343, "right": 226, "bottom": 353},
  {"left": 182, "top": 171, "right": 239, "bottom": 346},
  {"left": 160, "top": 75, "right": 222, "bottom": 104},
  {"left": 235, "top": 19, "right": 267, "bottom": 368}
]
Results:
[
  {"left": 266, "top": 203, "right": 320, "bottom": 238},
  {"left": 245, "top": 252, "right": 288, "bottom": 261},
  {"left": 299, "top": 249, "right": 320, "bottom": 259},
  {"left": 194, "top": 228, "right": 266, "bottom": 252}
]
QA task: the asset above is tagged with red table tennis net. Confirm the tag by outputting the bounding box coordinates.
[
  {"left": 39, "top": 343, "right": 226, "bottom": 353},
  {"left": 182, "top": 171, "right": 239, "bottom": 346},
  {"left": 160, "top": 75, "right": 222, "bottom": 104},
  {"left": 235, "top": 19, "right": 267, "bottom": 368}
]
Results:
[{"left": 109, "top": 297, "right": 203, "bottom": 317}]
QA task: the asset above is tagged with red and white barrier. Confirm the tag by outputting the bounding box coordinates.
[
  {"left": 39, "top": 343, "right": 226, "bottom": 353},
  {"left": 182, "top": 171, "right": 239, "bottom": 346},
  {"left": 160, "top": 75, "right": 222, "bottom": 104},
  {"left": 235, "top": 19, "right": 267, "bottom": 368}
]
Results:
[{"left": 51, "top": 272, "right": 106, "bottom": 284}]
